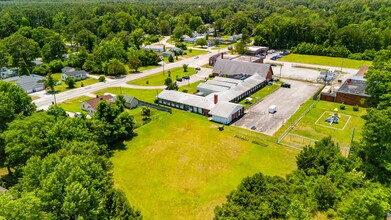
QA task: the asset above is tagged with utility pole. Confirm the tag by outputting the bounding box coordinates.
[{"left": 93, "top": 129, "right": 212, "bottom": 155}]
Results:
[{"left": 53, "top": 93, "right": 57, "bottom": 105}]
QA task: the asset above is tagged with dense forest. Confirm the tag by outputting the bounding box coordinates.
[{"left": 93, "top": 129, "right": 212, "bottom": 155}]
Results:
[
  {"left": 1, "top": 0, "right": 391, "bottom": 219},
  {"left": 0, "top": 0, "right": 390, "bottom": 76}
]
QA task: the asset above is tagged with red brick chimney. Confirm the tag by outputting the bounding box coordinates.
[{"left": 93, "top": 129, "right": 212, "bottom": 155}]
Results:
[{"left": 214, "top": 94, "right": 218, "bottom": 104}]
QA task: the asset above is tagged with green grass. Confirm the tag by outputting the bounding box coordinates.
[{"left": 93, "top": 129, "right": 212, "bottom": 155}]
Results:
[
  {"left": 112, "top": 110, "right": 298, "bottom": 220},
  {"left": 58, "top": 95, "right": 92, "bottom": 113},
  {"left": 182, "top": 49, "right": 209, "bottom": 58},
  {"left": 128, "top": 67, "right": 197, "bottom": 86},
  {"left": 179, "top": 81, "right": 201, "bottom": 94},
  {"left": 239, "top": 83, "right": 282, "bottom": 109},
  {"left": 126, "top": 107, "right": 170, "bottom": 129},
  {"left": 279, "top": 101, "right": 366, "bottom": 148},
  {"left": 280, "top": 54, "right": 372, "bottom": 69},
  {"left": 50, "top": 73, "right": 99, "bottom": 93},
  {"left": 138, "top": 65, "right": 160, "bottom": 72},
  {"left": 94, "top": 87, "right": 162, "bottom": 103}
]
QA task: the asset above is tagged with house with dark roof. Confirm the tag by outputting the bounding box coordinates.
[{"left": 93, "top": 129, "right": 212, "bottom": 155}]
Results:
[
  {"left": 16, "top": 74, "right": 46, "bottom": 94},
  {"left": 81, "top": 95, "right": 116, "bottom": 116},
  {"left": 212, "top": 59, "right": 273, "bottom": 81}
]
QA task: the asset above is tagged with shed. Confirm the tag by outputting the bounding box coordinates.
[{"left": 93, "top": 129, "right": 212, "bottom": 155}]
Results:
[{"left": 122, "top": 95, "right": 139, "bottom": 109}]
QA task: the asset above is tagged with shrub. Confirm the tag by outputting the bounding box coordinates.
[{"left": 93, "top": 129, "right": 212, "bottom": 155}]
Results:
[
  {"left": 182, "top": 89, "right": 188, "bottom": 93},
  {"left": 189, "top": 48, "right": 192, "bottom": 53},
  {"left": 98, "top": 76, "right": 106, "bottom": 82},
  {"left": 168, "top": 55, "right": 174, "bottom": 63},
  {"left": 340, "top": 104, "right": 346, "bottom": 110},
  {"left": 353, "top": 106, "right": 359, "bottom": 111},
  {"left": 81, "top": 82, "right": 84, "bottom": 87}
]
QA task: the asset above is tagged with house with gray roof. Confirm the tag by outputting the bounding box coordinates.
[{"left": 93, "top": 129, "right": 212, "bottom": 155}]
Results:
[
  {"left": 122, "top": 94, "right": 139, "bottom": 109},
  {"left": 212, "top": 59, "right": 273, "bottom": 80},
  {"left": 61, "top": 67, "right": 88, "bottom": 81},
  {"left": 16, "top": 74, "right": 46, "bottom": 94}
]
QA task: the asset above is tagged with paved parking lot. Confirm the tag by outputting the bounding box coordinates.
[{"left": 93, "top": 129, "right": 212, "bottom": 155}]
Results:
[{"left": 233, "top": 79, "right": 321, "bottom": 135}]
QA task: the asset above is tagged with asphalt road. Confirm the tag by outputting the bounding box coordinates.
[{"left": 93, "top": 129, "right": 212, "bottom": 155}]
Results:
[
  {"left": 33, "top": 45, "right": 223, "bottom": 110},
  {"left": 233, "top": 79, "right": 321, "bottom": 135}
]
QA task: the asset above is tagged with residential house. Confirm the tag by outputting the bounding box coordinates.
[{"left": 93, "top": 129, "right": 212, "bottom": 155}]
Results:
[
  {"left": 16, "top": 74, "right": 46, "bottom": 94},
  {"left": 143, "top": 44, "right": 166, "bottom": 52},
  {"left": 122, "top": 94, "right": 139, "bottom": 109},
  {"left": 81, "top": 95, "right": 117, "bottom": 116},
  {"left": 228, "top": 34, "right": 242, "bottom": 42},
  {"left": 0, "top": 67, "right": 18, "bottom": 79},
  {"left": 183, "top": 37, "right": 197, "bottom": 44},
  {"left": 61, "top": 67, "right": 88, "bottom": 81}
]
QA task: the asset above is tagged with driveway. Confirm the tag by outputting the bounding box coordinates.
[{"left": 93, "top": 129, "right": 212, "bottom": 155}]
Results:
[{"left": 233, "top": 79, "right": 321, "bottom": 135}]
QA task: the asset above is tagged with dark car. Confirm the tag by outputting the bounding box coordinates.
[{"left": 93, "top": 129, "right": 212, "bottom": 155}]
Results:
[
  {"left": 195, "top": 67, "right": 201, "bottom": 71},
  {"left": 270, "top": 63, "right": 277, "bottom": 67},
  {"left": 176, "top": 78, "right": 183, "bottom": 82},
  {"left": 270, "top": 56, "right": 278, "bottom": 60},
  {"left": 182, "top": 76, "right": 190, "bottom": 80},
  {"left": 281, "top": 83, "right": 291, "bottom": 88}
]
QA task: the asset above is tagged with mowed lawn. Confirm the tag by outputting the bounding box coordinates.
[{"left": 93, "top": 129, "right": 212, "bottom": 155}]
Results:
[
  {"left": 128, "top": 67, "right": 196, "bottom": 86},
  {"left": 182, "top": 49, "right": 209, "bottom": 58},
  {"left": 94, "top": 87, "right": 162, "bottom": 103},
  {"left": 284, "top": 101, "right": 366, "bottom": 148},
  {"left": 51, "top": 73, "right": 100, "bottom": 93},
  {"left": 58, "top": 95, "right": 92, "bottom": 112},
  {"left": 112, "top": 110, "right": 298, "bottom": 220},
  {"left": 280, "top": 54, "right": 372, "bottom": 69}
]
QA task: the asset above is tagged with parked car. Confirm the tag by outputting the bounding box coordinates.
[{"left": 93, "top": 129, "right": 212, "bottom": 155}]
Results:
[
  {"left": 281, "top": 83, "right": 291, "bottom": 88},
  {"left": 182, "top": 76, "right": 190, "bottom": 80},
  {"left": 195, "top": 67, "right": 201, "bottom": 71},
  {"left": 176, "top": 78, "right": 183, "bottom": 82},
  {"left": 267, "top": 81, "right": 273, "bottom": 86},
  {"left": 272, "top": 78, "right": 280, "bottom": 82},
  {"left": 251, "top": 125, "right": 256, "bottom": 130},
  {"left": 270, "top": 56, "right": 278, "bottom": 60},
  {"left": 194, "top": 56, "right": 199, "bottom": 59},
  {"left": 270, "top": 63, "right": 277, "bottom": 67}
]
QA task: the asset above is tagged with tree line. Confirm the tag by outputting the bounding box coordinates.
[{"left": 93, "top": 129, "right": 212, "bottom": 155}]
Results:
[
  {"left": 214, "top": 47, "right": 391, "bottom": 219},
  {"left": 0, "top": 81, "right": 141, "bottom": 219},
  {"left": 0, "top": 0, "right": 390, "bottom": 76}
]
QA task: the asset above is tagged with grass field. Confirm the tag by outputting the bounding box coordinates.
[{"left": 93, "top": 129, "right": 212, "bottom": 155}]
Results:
[
  {"left": 280, "top": 54, "right": 372, "bottom": 69},
  {"left": 182, "top": 49, "right": 209, "bottom": 58},
  {"left": 279, "top": 101, "right": 366, "bottom": 148},
  {"left": 239, "top": 83, "right": 282, "bottom": 109},
  {"left": 128, "top": 67, "right": 196, "bottom": 86},
  {"left": 94, "top": 87, "right": 162, "bottom": 103},
  {"left": 126, "top": 107, "right": 170, "bottom": 129},
  {"left": 179, "top": 81, "right": 201, "bottom": 94},
  {"left": 58, "top": 95, "right": 92, "bottom": 112},
  {"left": 112, "top": 110, "right": 298, "bottom": 220},
  {"left": 51, "top": 73, "right": 99, "bottom": 93},
  {"left": 138, "top": 65, "right": 160, "bottom": 72}
]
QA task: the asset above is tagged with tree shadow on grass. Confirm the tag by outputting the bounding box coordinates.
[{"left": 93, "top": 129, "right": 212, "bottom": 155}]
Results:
[{"left": 108, "top": 133, "right": 139, "bottom": 155}]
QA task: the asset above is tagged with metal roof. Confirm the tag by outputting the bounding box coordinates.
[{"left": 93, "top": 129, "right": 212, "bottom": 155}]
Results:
[
  {"left": 197, "top": 83, "right": 230, "bottom": 93},
  {"left": 209, "top": 101, "right": 244, "bottom": 118},
  {"left": 158, "top": 90, "right": 215, "bottom": 110},
  {"left": 213, "top": 59, "right": 271, "bottom": 78},
  {"left": 206, "top": 79, "right": 238, "bottom": 88},
  {"left": 16, "top": 75, "right": 46, "bottom": 91},
  {"left": 215, "top": 73, "right": 266, "bottom": 102}
]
